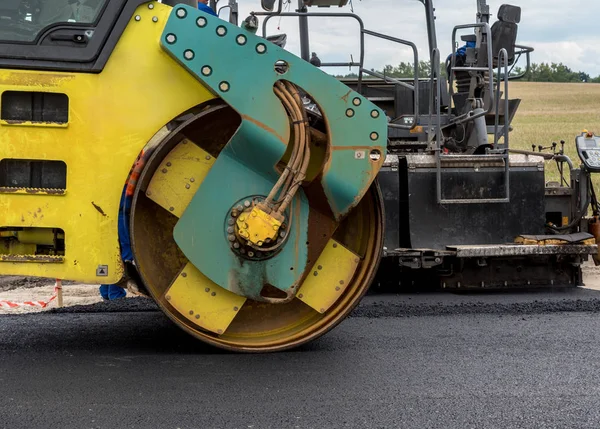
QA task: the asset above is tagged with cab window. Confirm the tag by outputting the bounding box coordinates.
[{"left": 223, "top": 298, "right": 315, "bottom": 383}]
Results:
[{"left": 0, "top": 0, "right": 107, "bottom": 42}]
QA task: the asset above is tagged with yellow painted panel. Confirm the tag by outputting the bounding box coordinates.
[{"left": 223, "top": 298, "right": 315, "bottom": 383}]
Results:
[
  {"left": 297, "top": 239, "right": 359, "bottom": 313},
  {"left": 146, "top": 139, "right": 214, "bottom": 218},
  {"left": 165, "top": 262, "right": 247, "bottom": 335},
  {"left": 0, "top": 2, "right": 217, "bottom": 283}
]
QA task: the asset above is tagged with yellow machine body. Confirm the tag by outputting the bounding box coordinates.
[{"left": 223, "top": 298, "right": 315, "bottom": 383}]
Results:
[{"left": 0, "top": 4, "right": 214, "bottom": 284}]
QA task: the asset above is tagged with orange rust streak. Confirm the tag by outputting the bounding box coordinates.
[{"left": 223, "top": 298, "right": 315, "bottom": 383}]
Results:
[{"left": 240, "top": 114, "right": 287, "bottom": 145}]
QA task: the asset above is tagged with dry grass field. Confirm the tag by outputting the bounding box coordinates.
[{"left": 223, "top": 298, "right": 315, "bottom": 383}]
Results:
[{"left": 508, "top": 82, "right": 600, "bottom": 183}]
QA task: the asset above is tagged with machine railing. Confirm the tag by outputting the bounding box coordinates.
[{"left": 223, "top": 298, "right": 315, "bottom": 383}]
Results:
[
  {"left": 261, "top": 12, "right": 421, "bottom": 130},
  {"left": 435, "top": 27, "right": 511, "bottom": 205},
  {"left": 494, "top": 48, "right": 510, "bottom": 147},
  {"left": 429, "top": 47, "right": 442, "bottom": 150},
  {"left": 447, "top": 22, "right": 495, "bottom": 126},
  {"left": 507, "top": 44, "right": 534, "bottom": 80}
]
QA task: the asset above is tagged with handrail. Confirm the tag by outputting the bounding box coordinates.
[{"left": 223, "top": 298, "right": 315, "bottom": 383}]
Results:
[
  {"left": 437, "top": 32, "right": 510, "bottom": 205},
  {"left": 494, "top": 47, "right": 510, "bottom": 148},
  {"left": 261, "top": 11, "right": 421, "bottom": 130},
  {"left": 262, "top": 11, "right": 366, "bottom": 90},
  {"left": 447, "top": 22, "right": 495, "bottom": 127},
  {"left": 508, "top": 44, "right": 534, "bottom": 80}
]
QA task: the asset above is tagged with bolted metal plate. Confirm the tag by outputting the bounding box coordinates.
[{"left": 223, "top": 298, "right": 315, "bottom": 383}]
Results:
[
  {"left": 146, "top": 139, "right": 214, "bottom": 218},
  {"left": 297, "top": 239, "right": 359, "bottom": 314},
  {"left": 159, "top": 4, "right": 388, "bottom": 220},
  {"left": 165, "top": 262, "right": 247, "bottom": 335},
  {"left": 172, "top": 149, "right": 310, "bottom": 300}
]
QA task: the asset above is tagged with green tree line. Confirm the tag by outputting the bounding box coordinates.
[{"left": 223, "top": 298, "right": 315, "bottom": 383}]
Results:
[{"left": 336, "top": 61, "right": 600, "bottom": 83}]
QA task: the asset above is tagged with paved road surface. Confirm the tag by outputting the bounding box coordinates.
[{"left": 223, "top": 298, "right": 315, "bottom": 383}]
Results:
[{"left": 2, "top": 289, "right": 600, "bottom": 428}]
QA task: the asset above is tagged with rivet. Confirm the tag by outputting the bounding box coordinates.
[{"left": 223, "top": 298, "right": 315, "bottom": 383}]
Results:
[
  {"left": 201, "top": 66, "right": 212, "bottom": 76},
  {"left": 146, "top": 191, "right": 152, "bottom": 196},
  {"left": 233, "top": 242, "right": 240, "bottom": 249},
  {"left": 244, "top": 200, "right": 250, "bottom": 207},
  {"left": 162, "top": 168, "right": 167, "bottom": 173},
  {"left": 320, "top": 308, "right": 325, "bottom": 313},
  {"left": 166, "top": 34, "right": 177, "bottom": 44},
  {"left": 317, "top": 265, "right": 323, "bottom": 270},
  {"left": 273, "top": 225, "right": 278, "bottom": 231},
  {"left": 371, "top": 109, "right": 380, "bottom": 118},
  {"left": 335, "top": 286, "right": 340, "bottom": 291},
  {"left": 228, "top": 219, "right": 235, "bottom": 225},
  {"left": 257, "top": 241, "right": 263, "bottom": 246},
  {"left": 205, "top": 287, "right": 210, "bottom": 292},
  {"left": 252, "top": 212, "right": 257, "bottom": 217},
  {"left": 169, "top": 207, "right": 174, "bottom": 212},
  {"left": 185, "top": 184, "right": 191, "bottom": 189},
  {"left": 370, "top": 132, "right": 379, "bottom": 141},
  {"left": 216, "top": 26, "right": 227, "bottom": 36},
  {"left": 352, "top": 97, "right": 361, "bottom": 106},
  {"left": 134, "top": 15, "right": 141, "bottom": 21},
  {"left": 148, "top": 3, "right": 154, "bottom": 9},
  {"left": 189, "top": 310, "right": 194, "bottom": 315},
  {"left": 256, "top": 43, "right": 267, "bottom": 54},
  {"left": 236, "top": 35, "right": 247, "bottom": 45},
  {"left": 152, "top": 16, "right": 158, "bottom": 22},
  {"left": 279, "top": 231, "right": 285, "bottom": 237},
  {"left": 211, "top": 292, "right": 216, "bottom": 296},
  {"left": 190, "top": 178, "right": 195, "bottom": 182},
  {"left": 345, "top": 108, "right": 355, "bottom": 118},
  {"left": 205, "top": 155, "right": 211, "bottom": 160},
  {"left": 298, "top": 294, "right": 303, "bottom": 298},
  {"left": 228, "top": 235, "right": 235, "bottom": 242},
  {"left": 333, "top": 243, "right": 338, "bottom": 248},
  {"left": 248, "top": 251, "right": 254, "bottom": 257},
  {"left": 313, "top": 271, "right": 318, "bottom": 276},
  {"left": 219, "top": 81, "right": 230, "bottom": 92},
  {"left": 233, "top": 306, "right": 239, "bottom": 311},
  {"left": 176, "top": 7, "right": 187, "bottom": 18},
  {"left": 166, "top": 295, "right": 171, "bottom": 300},
  {"left": 236, "top": 205, "right": 243, "bottom": 211},
  {"left": 339, "top": 280, "right": 344, "bottom": 285},
  {"left": 227, "top": 227, "right": 234, "bottom": 233},
  {"left": 184, "top": 49, "right": 195, "bottom": 60},
  {"left": 182, "top": 272, "right": 187, "bottom": 277},
  {"left": 195, "top": 314, "right": 200, "bottom": 319},
  {"left": 166, "top": 162, "right": 172, "bottom": 167},
  {"left": 196, "top": 17, "right": 207, "bottom": 27},
  {"left": 217, "top": 329, "right": 223, "bottom": 334}
]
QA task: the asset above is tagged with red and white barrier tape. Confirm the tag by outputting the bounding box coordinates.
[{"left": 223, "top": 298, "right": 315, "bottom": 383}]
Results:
[{"left": 0, "top": 279, "right": 61, "bottom": 310}]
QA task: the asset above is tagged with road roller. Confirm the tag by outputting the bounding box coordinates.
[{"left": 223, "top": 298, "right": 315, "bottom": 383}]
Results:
[
  {"left": 0, "top": 0, "right": 598, "bottom": 352},
  {"left": 0, "top": 0, "right": 388, "bottom": 352}
]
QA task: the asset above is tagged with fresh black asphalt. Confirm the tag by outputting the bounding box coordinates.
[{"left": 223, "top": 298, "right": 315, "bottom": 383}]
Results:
[{"left": 2, "top": 289, "right": 600, "bottom": 428}]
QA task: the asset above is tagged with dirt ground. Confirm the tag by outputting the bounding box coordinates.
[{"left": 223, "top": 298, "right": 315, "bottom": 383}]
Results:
[
  {"left": 0, "top": 276, "right": 142, "bottom": 314},
  {"left": 1, "top": 261, "right": 600, "bottom": 315}
]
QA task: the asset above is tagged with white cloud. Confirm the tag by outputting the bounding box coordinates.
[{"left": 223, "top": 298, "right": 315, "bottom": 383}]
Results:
[{"left": 221, "top": 0, "right": 600, "bottom": 76}]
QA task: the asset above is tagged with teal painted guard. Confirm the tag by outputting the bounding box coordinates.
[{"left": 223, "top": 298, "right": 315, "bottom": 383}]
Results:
[{"left": 160, "top": 5, "right": 387, "bottom": 298}]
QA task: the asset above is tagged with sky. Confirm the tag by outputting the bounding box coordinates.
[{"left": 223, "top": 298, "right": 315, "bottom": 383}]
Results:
[{"left": 213, "top": 0, "right": 600, "bottom": 77}]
